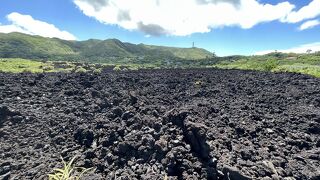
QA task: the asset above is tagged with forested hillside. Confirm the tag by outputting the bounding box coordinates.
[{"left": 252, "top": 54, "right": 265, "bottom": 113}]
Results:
[{"left": 0, "top": 32, "right": 214, "bottom": 63}]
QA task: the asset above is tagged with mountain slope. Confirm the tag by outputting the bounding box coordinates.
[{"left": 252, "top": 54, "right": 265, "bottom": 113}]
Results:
[
  {"left": 0, "top": 32, "right": 76, "bottom": 58},
  {"left": 0, "top": 32, "right": 213, "bottom": 61},
  {"left": 142, "top": 44, "right": 213, "bottom": 59}
]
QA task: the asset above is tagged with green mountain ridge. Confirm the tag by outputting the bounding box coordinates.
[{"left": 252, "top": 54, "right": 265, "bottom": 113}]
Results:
[
  {"left": 0, "top": 32, "right": 76, "bottom": 58},
  {"left": 0, "top": 32, "right": 213, "bottom": 62}
]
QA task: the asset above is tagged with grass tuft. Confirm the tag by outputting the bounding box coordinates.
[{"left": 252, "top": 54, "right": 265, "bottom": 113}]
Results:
[{"left": 48, "top": 156, "right": 94, "bottom": 180}]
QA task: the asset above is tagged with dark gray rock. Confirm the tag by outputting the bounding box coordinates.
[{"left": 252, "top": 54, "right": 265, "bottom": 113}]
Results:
[{"left": 223, "top": 165, "right": 251, "bottom": 180}]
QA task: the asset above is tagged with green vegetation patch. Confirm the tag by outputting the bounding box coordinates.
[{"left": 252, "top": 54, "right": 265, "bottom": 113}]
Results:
[
  {"left": 0, "top": 58, "right": 53, "bottom": 73},
  {"left": 215, "top": 53, "right": 320, "bottom": 78},
  {"left": 216, "top": 58, "right": 278, "bottom": 71},
  {"left": 274, "top": 63, "right": 320, "bottom": 77},
  {"left": 0, "top": 32, "right": 213, "bottom": 62}
]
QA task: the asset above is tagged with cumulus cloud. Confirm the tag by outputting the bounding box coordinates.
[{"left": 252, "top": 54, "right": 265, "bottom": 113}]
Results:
[
  {"left": 0, "top": 12, "right": 76, "bottom": 40},
  {"left": 299, "top": 19, "right": 320, "bottom": 31},
  {"left": 255, "top": 42, "right": 320, "bottom": 55},
  {"left": 74, "top": 0, "right": 296, "bottom": 36},
  {"left": 137, "top": 22, "right": 169, "bottom": 36},
  {"left": 282, "top": 0, "right": 320, "bottom": 23},
  {"left": 79, "top": 0, "right": 109, "bottom": 11}
]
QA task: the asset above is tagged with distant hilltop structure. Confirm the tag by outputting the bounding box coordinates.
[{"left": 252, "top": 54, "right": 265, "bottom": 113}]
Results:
[{"left": 192, "top": 42, "right": 195, "bottom": 48}]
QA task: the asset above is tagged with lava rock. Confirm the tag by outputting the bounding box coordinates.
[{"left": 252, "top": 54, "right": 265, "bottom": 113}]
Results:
[
  {"left": 122, "top": 111, "right": 134, "bottom": 120},
  {"left": 222, "top": 165, "right": 251, "bottom": 180},
  {"left": 74, "top": 128, "right": 94, "bottom": 147},
  {"left": 0, "top": 165, "right": 11, "bottom": 175},
  {"left": 112, "top": 107, "right": 123, "bottom": 117},
  {"left": 165, "top": 109, "right": 188, "bottom": 127},
  {"left": 184, "top": 121, "right": 210, "bottom": 160},
  {"left": 0, "top": 172, "right": 10, "bottom": 180},
  {"left": 10, "top": 115, "right": 23, "bottom": 124}
]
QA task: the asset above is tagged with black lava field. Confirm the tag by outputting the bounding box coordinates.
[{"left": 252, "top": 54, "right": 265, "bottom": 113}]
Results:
[{"left": 0, "top": 69, "right": 319, "bottom": 180}]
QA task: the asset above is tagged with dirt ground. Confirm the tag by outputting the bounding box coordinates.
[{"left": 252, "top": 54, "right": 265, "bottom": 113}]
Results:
[{"left": 0, "top": 69, "right": 319, "bottom": 179}]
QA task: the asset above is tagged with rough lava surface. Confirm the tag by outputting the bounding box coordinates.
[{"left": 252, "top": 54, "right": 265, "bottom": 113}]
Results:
[{"left": 0, "top": 69, "right": 320, "bottom": 180}]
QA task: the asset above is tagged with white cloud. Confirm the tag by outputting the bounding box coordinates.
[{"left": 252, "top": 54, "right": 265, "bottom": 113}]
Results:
[
  {"left": 299, "top": 19, "right": 320, "bottom": 31},
  {"left": 282, "top": 0, "right": 320, "bottom": 23},
  {"left": 255, "top": 42, "right": 320, "bottom": 55},
  {"left": 73, "top": 0, "right": 295, "bottom": 36},
  {"left": 0, "top": 12, "right": 76, "bottom": 40}
]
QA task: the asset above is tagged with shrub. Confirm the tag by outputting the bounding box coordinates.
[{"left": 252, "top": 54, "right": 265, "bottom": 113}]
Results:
[
  {"left": 75, "top": 67, "right": 87, "bottom": 73},
  {"left": 128, "top": 66, "right": 139, "bottom": 71},
  {"left": 113, "top": 65, "right": 121, "bottom": 71},
  {"left": 263, "top": 59, "right": 278, "bottom": 71},
  {"left": 93, "top": 68, "right": 102, "bottom": 73},
  {"left": 266, "top": 52, "right": 286, "bottom": 59},
  {"left": 22, "top": 69, "right": 32, "bottom": 73},
  {"left": 194, "top": 80, "right": 203, "bottom": 86},
  {"left": 42, "top": 66, "right": 54, "bottom": 71}
]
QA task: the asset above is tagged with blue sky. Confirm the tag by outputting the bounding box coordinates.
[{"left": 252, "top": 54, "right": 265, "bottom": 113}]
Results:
[{"left": 0, "top": 0, "right": 320, "bottom": 56}]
